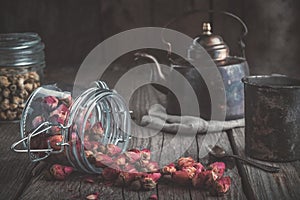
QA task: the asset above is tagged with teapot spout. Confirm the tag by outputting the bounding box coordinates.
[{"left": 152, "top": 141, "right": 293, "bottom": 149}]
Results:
[{"left": 134, "top": 52, "right": 166, "bottom": 80}]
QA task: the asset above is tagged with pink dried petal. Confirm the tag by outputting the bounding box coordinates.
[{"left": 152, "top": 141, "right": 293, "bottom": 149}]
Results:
[
  {"left": 208, "top": 162, "right": 226, "bottom": 179},
  {"left": 149, "top": 194, "right": 158, "bottom": 200},
  {"left": 194, "top": 162, "right": 205, "bottom": 175},
  {"left": 141, "top": 149, "right": 151, "bottom": 160},
  {"left": 182, "top": 166, "right": 197, "bottom": 179},
  {"left": 43, "top": 96, "right": 59, "bottom": 110},
  {"left": 94, "top": 153, "right": 113, "bottom": 168},
  {"left": 125, "top": 151, "right": 141, "bottom": 163},
  {"left": 102, "top": 166, "right": 120, "bottom": 181},
  {"left": 172, "top": 171, "right": 191, "bottom": 186},
  {"left": 32, "top": 116, "right": 44, "bottom": 128},
  {"left": 71, "top": 132, "right": 78, "bottom": 143},
  {"left": 161, "top": 163, "right": 177, "bottom": 174},
  {"left": 86, "top": 192, "right": 99, "bottom": 200},
  {"left": 147, "top": 173, "right": 161, "bottom": 182},
  {"left": 177, "top": 157, "right": 195, "bottom": 169},
  {"left": 192, "top": 170, "right": 215, "bottom": 189},
  {"left": 210, "top": 176, "right": 231, "bottom": 196},
  {"left": 63, "top": 166, "right": 74, "bottom": 176},
  {"left": 84, "top": 177, "right": 95, "bottom": 183},
  {"left": 106, "top": 144, "right": 122, "bottom": 156}
]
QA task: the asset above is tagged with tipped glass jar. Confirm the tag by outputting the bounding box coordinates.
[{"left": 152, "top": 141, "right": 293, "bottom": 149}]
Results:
[
  {"left": 11, "top": 81, "right": 131, "bottom": 174},
  {"left": 0, "top": 33, "right": 45, "bottom": 121}
]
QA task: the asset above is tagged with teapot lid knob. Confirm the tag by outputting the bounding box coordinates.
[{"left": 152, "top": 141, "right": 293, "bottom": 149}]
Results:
[{"left": 202, "top": 22, "right": 212, "bottom": 35}]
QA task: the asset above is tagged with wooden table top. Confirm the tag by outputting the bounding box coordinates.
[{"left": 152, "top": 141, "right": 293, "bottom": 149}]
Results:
[{"left": 0, "top": 82, "right": 299, "bottom": 200}]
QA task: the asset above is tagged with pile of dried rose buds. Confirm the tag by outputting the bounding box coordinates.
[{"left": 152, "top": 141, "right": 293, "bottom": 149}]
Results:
[
  {"left": 29, "top": 94, "right": 72, "bottom": 158},
  {"left": 29, "top": 95, "right": 231, "bottom": 196},
  {"left": 50, "top": 153, "right": 231, "bottom": 195},
  {"left": 162, "top": 158, "right": 231, "bottom": 195}
]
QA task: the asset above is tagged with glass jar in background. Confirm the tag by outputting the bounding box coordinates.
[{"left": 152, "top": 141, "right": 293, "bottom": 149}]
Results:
[
  {"left": 11, "top": 81, "right": 131, "bottom": 174},
  {"left": 0, "top": 33, "right": 45, "bottom": 121}
]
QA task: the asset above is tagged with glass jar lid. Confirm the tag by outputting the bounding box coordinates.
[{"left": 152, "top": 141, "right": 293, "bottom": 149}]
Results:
[{"left": 0, "top": 32, "right": 45, "bottom": 67}]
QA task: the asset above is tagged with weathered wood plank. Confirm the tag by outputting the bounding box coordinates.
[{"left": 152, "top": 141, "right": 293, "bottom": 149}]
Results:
[
  {"left": 0, "top": 123, "right": 36, "bottom": 200},
  {"left": 191, "top": 131, "right": 247, "bottom": 200},
  {"left": 19, "top": 171, "right": 123, "bottom": 200},
  {"left": 230, "top": 128, "right": 300, "bottom": 200}
]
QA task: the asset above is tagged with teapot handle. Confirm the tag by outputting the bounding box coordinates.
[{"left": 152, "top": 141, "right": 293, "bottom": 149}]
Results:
[{"left": 162, "top": 10, "right": 248, "bottom": 58}]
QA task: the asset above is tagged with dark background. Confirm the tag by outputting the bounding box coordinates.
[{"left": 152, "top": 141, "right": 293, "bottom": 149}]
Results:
[{"left": 0, "top": 0, "right": 299, "bottom": 84}]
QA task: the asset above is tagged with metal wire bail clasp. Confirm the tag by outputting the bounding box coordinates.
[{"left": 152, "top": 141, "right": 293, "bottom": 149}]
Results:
[{"left": 11, "top": 121, "right": 70, "bottom": 162}]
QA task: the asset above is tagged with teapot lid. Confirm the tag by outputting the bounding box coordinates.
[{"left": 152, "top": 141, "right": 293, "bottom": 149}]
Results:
[{"left": 188, "top": 22, "right": 229, "bottom": 63}]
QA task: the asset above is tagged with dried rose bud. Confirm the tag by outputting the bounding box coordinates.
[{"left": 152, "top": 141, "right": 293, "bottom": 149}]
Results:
[
  {"left": 114, "top": 172, "right": 136, "bottom": 187},
  {"left": 138, "top": 159, "right": 150, "bottom": 168},
  {"left": 101, "top": 165, "right": 120, "bottom": 181},
  {"left": 171, "top": 171, "right": 191, "bottom": 186},
  {"left": 148, "top": 194, "right": 158, "bottom": 200},
  {"left": 210, "top": 176, "right": 231, "bottom": 196},
  {"left": 177, "top": 157, "right": 195, "bottom": 169},
  {"left": 84, "top": 121, "right": 91, "bottom": 131},
  {"left": 50, "top": 164, "right": 73, "bottom": 180},
  {"left": 48, "top": 135, "right": 63, "bottom": 150},
  {"left": 63, "top": 166, "right": 74, "bottom": 176},
  {"left": 123, "top": 163, "right": 136, "bottom": 172},
  {"left": 208, "top": 162, "right": 226, "bottom": 179},
  {"left": 43, "top": 96, "right": 59, "bottom": 110},
  {"left": 94, "top": 153, "right": 113, "bottom": 168},
  {"left": 114, "top": 154, "right": 126, "bottom": 166},
  {"left": 125, "top": 151, "right": 141, "bottom": 163},
  {"left": 50, "top": 103, "right": 69, "bottom": 120},
  {"left": 147, "top": 161, "right": 159, "bottom": 173},
  {"left": 97, "top": 144, "right": 106, "bottom": 153},
  {"left": 48, "top": 115, "right": 65, "bottom": 133},
  {"left": 106, "top": 144, "right": 122, "bottom": 157},
  {"left": 141, "top": 149, "right": 151, "bottom": 160},
  {"left": 192, "top": 170, "right": 215, "bottom": 189},
  {"left": 194, "top": 162, "right": 205, "bottom": 175},
  {"left": 182, "top": 166, "right": 197, "bottom": 179},
  {"left": 161, "top": 163, "right": 177, "bottom": 174},
  {"left": 85, "top": 150, "right": 94, "bottom": 158},
  {"left": 141, "top": 173, "right": 161, "bottom": 190},
  {"left": 32, "top": 116, "right": 45, "bottom": 128},
  {"left": 91, "top": 122, "right": 104, "bottom": 136},
  {"left": 128, "top": 148, "right": 141, "bottom": 154},
  {"left": 91, "top": 142, "right": 100, "bottom": 152}
]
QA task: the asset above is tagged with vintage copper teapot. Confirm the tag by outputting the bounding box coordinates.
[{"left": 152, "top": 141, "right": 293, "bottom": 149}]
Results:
[{"left": 136, "top": 11, "right": 249, "bottom": 120}]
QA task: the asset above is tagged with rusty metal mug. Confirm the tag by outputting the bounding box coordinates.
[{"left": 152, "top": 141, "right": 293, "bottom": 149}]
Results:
[{"left": 243, "top": 75, "right": 300, "bottom": 162}]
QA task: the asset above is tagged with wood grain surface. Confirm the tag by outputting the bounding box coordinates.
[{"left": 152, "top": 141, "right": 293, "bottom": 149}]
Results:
[{"left": 229, "top": 128, "right": 300, "bottom": 200}]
